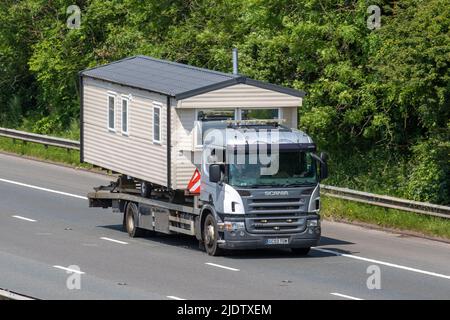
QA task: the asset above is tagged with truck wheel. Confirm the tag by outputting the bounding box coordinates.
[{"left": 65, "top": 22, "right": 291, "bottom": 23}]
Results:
[
  {"left": 140, "top": 181, "right": 151, "bottom": 198},
  {"left": 125, "top": 202, "right": 144, "bottom": 238},
  {"left": 203, "top": 214, "right": 223, "bottom": 256},
  {"left": 291, "top": 247, "right": 311, "bottom": 255}
]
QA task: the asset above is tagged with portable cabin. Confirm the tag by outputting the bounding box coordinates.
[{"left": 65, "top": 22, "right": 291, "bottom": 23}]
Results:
[{"left": 79, "top": 55, "right": 305, "bottom": 191}]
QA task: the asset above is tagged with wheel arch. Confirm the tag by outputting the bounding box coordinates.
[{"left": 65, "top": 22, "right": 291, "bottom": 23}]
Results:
[{"left": 196, "top": 204, "right": 219, "bottom": 241}]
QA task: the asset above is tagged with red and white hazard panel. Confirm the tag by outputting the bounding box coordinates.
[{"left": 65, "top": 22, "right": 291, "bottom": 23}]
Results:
[{"left": 187, "top": 168, "right": 201, "bottom": 194}]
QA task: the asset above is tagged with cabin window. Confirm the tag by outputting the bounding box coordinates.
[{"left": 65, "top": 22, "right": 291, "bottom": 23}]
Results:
[
  {"left": 153, "top": 103, "right": 161, "bottom": 143},
  {"left": 194, "top": 109, "right": 235, "bottom": 148},
  {"left": 197, "top": 109, "right": 235, "bottom": 121},
  {"left": 107, "top": 95, "right": 116, "bottom": 131},
  {"left": 121, "top": 97, "right": 129, "bottom": 135},
  {"left": 241, "top": 108, "right": 279, "bottom": 120}
]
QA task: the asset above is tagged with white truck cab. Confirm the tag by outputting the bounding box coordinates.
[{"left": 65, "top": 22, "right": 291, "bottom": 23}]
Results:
[{"left": 196, "top": 120, "right": 328, "bottom": 255}]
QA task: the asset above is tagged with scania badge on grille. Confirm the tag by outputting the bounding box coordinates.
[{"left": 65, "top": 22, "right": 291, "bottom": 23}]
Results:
[{"left": 264, "top": 191, "right": 289, "bottom": 196}]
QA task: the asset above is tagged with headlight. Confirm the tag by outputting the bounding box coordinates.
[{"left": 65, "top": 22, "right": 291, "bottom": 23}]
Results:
[
  {"left": 222, "top": 221, "right": 245, "bottom": 231},
  {"left": 307, "top": 219, "right": 319, "bottom": 227}
]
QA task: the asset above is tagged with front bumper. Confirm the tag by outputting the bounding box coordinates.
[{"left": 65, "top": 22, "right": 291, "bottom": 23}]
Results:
[{"left": 217, "top": 215, "right": 321, "bottom": 250}]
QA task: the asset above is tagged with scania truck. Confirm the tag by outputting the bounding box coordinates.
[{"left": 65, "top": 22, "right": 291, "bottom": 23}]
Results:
[{"left": 88, "top": 120, "right": 328, "bottom": 256}]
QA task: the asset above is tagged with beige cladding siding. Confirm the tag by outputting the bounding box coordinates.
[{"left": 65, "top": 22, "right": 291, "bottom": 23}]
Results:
[
  {"left": 167, "top": 97, "right": 200, "bottom": 190},
  {"left": 83, "top": 77, "right": 168, "bottom": 186},
  {"left": 83, "top": 78, "right": 301, "bottom": 191},
  {"left": 171, "top": 105, "right": 301, "bottom": 190},
  {"left": 177, "top": 84, "right": 302, "bottom": 109},
  {"left": 172, "top": 108, "right": 197, "bottom": 189}
]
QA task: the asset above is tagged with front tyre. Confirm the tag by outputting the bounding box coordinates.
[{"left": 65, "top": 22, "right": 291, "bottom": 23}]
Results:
[{"left": 203, "top": 214, "right": 223, "bottom": 256}]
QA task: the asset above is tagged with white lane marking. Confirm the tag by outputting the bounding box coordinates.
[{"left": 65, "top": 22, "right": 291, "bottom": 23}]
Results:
[
  {"left": 53, "top": 265, "right": 85, "bottom": 274},
  {"left": 167, "top": 295, "right": 186, "bottom": 300},
  {"left": 100, "top": 237, "right": 128, "bottom": 245},
  {"left": 0, "top": 289, "right": 35, "bottom": 300},
  {"left": 330, "top": 292, "right": 363, "bottom": 300},
  {"left": 205, "top": 262, "right": 240, "bottom": 272},
  {"left": 0, "top": 178, "right": 87, "bottom": 200},
  {"left": 313, "top": 247, "right": 450, "bottom": 280},
  {"left": 12, "top": 215, "right": 36, "bottom": 222}
]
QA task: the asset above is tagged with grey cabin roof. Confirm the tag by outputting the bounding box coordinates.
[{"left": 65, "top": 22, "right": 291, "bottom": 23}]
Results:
[{"left": 80, "top": 55, "right": 305, "bottom": 100}]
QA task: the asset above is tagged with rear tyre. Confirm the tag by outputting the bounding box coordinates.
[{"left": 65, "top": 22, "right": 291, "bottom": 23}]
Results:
[
  {"left": 125, "top": 202, "right": 145, "bottom": 238},
  {"left": 140, "top": 181, "right": 151, "bottom": 198},
  {"left": 203, "top": 214, "right": 223, "bottom": 256},
  {"left": 290, "top": 247, "right": 311, "bottom": 255}
]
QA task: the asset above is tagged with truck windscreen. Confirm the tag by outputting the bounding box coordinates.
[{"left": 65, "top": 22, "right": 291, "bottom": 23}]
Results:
[{"left": 227, "top": 150, "right": 318, "bottom": 188}]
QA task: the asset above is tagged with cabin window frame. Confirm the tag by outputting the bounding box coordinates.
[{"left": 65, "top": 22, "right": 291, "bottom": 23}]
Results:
[
  {"left": 193, "top": 108, "right": 284, "bottom": 149},
  {"left": 107, "top": 92, "right": 117, "bottom": 132},
  {"left": 194, "top": 108, "right": 236, "bottom": 149},
  {"left": 121, "top": 95, "right": 130, "bottom": 136},
  {"left": 153, "top": 102, "right": 162, "bottom": 144}
]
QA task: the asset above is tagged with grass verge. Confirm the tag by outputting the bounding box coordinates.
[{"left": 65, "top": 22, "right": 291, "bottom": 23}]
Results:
[
  {"left": 0, "top": 136, "right": 91, "bottom": 168},
  {"left": 321, "top": 196, "right": 450, "bottom": 240}
]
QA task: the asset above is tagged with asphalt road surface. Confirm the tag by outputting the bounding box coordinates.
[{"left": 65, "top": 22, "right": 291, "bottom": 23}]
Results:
[{"left": 0, "top": 153, "right": 449, "bottom": 300}]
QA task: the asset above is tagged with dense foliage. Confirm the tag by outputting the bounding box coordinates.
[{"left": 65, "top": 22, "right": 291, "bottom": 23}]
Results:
[{"left": 0, "top": 0, "right": 448, "bottom": 203}]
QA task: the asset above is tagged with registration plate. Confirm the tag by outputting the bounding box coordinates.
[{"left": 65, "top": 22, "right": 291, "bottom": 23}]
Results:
[{"left": 266, "top": 238, "right": 289, "bottom": 245}]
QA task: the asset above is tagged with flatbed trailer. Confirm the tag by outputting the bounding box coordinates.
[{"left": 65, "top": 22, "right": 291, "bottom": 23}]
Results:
[
  {"left": 88, "top": 188, "right": 201, "bottom": 238},
  {"left": 87, "top": 178, "right": 322, "bottom": 256}
]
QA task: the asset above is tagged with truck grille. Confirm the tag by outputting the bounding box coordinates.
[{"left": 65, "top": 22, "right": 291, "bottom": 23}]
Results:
[
  {"left": 244, "top": 197, "right": 308, "bottom": 234},
  {"left": 248, "top": 197, "right": 305, "bottom": 214},
  {"left": 245, "top": 214, "right": 306, "bottom": 234}
]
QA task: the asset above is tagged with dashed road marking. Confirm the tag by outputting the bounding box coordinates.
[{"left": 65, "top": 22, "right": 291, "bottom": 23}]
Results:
[
  {"left": 100, "top": 237, "right": 128, "bottom": 245},
  {"left": 0, "top": 178, "right": 87, "bottom": 200},
  {"left": 313, "top": 247, "right": 450, "bottom": 280},
  {"left": 205, "top": 262, "right": 240, "bottom": 272},
  {"left": 12, "top": 215, "right": 36, "bottom": 222},
  {"left": 53, "top": 265, "right": 85, "bottom": 274},
  {"left": 330, "top": 292, "right": 363, "bottom": 300},
  {"left": 167, "top": 295, "right": 186, "bottom": 300}
]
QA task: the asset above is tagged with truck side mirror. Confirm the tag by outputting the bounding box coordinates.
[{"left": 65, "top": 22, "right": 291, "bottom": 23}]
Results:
[
  {"left": 209, "top": 164, "right": 222, "bottom": 183},
  {"left": 319, "top": 152, "right": 329, "bottom": 180}
]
